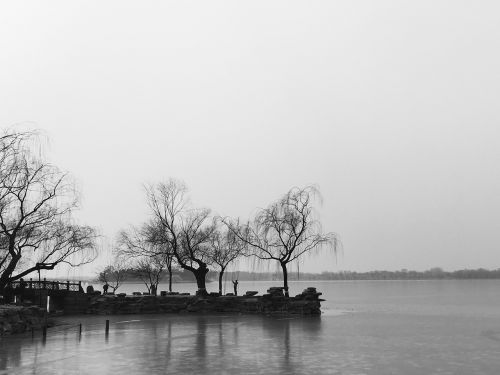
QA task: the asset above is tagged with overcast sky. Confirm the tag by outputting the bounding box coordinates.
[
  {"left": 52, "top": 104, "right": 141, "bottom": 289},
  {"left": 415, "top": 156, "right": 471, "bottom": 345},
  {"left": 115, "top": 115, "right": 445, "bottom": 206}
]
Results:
[{"left": 1, "top": 1, "right": 500, "bottom": 277}]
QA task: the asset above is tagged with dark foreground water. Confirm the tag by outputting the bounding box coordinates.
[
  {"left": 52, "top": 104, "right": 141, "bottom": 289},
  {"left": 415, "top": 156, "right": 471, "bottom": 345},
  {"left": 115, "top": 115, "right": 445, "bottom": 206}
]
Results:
[{"left": 1, "top": 280, "right": 500, "bottom": 374}]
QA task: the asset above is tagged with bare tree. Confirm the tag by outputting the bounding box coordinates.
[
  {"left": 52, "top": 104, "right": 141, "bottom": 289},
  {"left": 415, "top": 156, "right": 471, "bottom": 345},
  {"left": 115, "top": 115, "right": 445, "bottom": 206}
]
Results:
[
  {"left": 145, "top": 180, "right": 216, "bottom": 294},
  {"left": 133, "top": 255, "right": 166, "bottom": 295},
  {"left": 209, "top": 219, "right": 246, "bottom": 295},
  {"left": 0, "top": 129, "right": 98, "bottom": 292},
  {"left": 97, "top": 258, "right": 127, "bottom": 293},
  {"left": 117, "top": 220, "right": 176, "bottom": 292},
  {"left": 224, "top": 186, "right": 340, "bottom": 297}
]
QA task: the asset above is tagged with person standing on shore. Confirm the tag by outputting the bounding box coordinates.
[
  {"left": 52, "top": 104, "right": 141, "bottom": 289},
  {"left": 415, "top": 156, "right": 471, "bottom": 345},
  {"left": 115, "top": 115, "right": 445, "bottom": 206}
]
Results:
[{"left": 232, "top": 279, "right": 238, "bottom": 296}]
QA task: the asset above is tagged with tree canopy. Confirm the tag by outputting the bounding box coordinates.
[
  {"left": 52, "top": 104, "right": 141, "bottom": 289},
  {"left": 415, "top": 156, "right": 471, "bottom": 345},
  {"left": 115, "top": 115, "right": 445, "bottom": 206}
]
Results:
[
  {"left": 224, "top": 186, "right": 339, "bottom": 296},
  {"left": 0, "top": 129, "right": 97, "bottom": 291}
]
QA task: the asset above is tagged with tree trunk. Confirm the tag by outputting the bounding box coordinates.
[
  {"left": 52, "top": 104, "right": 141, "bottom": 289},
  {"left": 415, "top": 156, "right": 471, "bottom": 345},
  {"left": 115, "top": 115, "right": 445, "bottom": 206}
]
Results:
[
  {"left": 176, "top": 255, "right": 209, "bottom": 295},
  {"left": 167, "top": 263, "right": 173, "bottom": 292},
  {"left": 218, "top": 267, "right": 225, "bottom": 295},
  {"left": 194, "top": 265, "right": 209, "bottom": 294},
  {"left": 281, "top": 262, "right": 289, "bottom": 297},
  {"left": 0, "top": 252, "right": 21, "bottom": 291}
]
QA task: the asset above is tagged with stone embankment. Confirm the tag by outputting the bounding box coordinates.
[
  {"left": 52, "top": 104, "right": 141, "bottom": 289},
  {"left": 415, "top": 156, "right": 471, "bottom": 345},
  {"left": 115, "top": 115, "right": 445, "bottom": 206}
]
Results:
[
  {"left": 87, "top": 287, "right": 324, "bottom": 315},
  {"left": 0, "top": 305, "right": 46, "bottom": 335}
]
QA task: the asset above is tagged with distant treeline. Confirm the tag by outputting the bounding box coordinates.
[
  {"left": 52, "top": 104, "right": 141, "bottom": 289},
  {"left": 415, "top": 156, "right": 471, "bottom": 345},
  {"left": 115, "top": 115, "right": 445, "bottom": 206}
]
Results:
[
  {"left": 96, "top": 268, "right": 201, "bottom": 283},
  {"left": 221, "top": 268, "right": 500, "bottom": 281},
  {"left": 110, "top": 267, "right": 500, "bottom": 282}
]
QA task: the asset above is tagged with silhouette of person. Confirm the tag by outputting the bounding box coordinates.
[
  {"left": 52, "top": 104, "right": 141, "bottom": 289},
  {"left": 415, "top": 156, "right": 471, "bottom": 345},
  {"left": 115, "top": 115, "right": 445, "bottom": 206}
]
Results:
[
  {"left": 103, "top": 283, "right": 109, "bottom": 294},
  {"left": 232, "top": 279, "right": 238, "bottom": 296}
]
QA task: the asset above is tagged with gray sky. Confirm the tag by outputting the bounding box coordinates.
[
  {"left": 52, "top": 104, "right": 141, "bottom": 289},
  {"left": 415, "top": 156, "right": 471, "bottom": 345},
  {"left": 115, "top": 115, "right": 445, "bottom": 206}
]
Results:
[{"left": 1, "top": 1, "right": 500, "bottom": 276}]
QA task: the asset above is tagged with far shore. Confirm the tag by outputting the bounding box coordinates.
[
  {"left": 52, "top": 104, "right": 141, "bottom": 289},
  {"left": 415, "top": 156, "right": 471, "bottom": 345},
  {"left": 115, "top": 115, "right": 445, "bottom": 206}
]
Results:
[{"left": 44, "top": 268, "right": 500, "bottom": 284}]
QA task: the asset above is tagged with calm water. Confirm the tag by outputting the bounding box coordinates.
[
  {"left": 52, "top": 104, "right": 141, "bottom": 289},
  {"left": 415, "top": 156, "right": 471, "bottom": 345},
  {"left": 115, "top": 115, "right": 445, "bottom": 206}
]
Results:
[{"left": 1, "top": 280, "right": 500, "bottom": 374}]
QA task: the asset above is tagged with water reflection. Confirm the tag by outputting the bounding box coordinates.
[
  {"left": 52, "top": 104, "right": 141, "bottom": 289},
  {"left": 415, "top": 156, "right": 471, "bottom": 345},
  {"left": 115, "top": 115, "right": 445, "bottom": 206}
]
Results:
[
  {"left": 166, "top": 319, "right": 172, "bottom": 362},
  {"left": 195, "top": 316, "right": 207, "bottom": 373},
  {"left": 0, "top": 337, "right": 22, "bottom": 370},
  {"left": 4, "top": 305, "right": 499, "bottom": 375},
  {"left": 260, "top": 316, "right": 322, "bottom": 374},
  {"left": 0, "top": 314, "right": 326, "bottom": 375}
]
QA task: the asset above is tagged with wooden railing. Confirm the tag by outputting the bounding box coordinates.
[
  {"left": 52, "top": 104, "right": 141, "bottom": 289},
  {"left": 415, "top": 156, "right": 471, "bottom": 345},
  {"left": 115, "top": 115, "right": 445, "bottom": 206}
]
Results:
[{"left": 11, "top": 278, "right": 83, "bottom": 292}]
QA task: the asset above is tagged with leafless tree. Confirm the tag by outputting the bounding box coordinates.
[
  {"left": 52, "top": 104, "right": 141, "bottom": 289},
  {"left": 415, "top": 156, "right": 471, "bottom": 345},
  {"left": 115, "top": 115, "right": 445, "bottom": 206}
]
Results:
[
  {"left": 0, "top": 129, "right": 98, "bottom": 292},
  {"left": 145, "top": 180, "right": 216, "bottom": 294},
  {"left": 224, "top": 186, "right": 340, "bottom": 297},
  {"left": 117, "top": 220, "right": 176, "bottom": 292},
  {"left": 97, "top": 258, "right": 127, "bottom": 293},
  {"left": 209, "top": 219, "right": 246, "bottom": 295},
  {"left": 133, "top": 255, "right": 166, "bottom": 295}
]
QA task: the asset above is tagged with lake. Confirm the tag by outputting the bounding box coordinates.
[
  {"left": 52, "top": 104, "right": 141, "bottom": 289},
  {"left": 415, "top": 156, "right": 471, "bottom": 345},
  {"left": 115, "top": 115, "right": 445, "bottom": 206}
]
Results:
[{"left": 1, "top": 280, "right": 500, "bottom": 374}]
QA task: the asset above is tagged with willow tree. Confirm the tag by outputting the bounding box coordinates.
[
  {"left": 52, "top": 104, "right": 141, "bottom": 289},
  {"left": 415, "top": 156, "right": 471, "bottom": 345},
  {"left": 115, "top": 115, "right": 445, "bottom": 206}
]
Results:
[
  {"left": 145, "top": 180, "right": 216, "bottom": 294},
  {"left": 225, "top": 186, "right": 339, "bottom": 297},
  {"left": 0, "top": 129, "right": 97, "bottom": 292}
]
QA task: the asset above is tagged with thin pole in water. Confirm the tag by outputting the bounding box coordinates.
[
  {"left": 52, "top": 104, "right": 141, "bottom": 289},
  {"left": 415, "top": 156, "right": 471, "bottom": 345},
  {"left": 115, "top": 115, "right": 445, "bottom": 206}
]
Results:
[{"left": 105, "top": 320, "right": 109, "bottom": 336}]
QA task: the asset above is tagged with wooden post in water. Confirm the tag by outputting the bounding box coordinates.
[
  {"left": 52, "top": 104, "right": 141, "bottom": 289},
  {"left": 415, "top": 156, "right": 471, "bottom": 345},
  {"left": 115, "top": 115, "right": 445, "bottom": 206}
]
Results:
[{"left": 105, "top": 319, "right": 109, "bottom": 336}]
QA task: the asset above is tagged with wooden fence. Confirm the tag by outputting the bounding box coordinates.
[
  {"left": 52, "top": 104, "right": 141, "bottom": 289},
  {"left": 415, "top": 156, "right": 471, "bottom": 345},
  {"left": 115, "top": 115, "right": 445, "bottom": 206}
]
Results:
[{"left": 11, "top": 278, "right": 83, "bottom": 292}]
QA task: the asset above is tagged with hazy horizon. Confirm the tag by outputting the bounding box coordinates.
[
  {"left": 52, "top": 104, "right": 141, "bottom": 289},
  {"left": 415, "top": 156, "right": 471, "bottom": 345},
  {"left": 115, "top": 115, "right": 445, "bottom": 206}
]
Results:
[{"left": 1, "top": 1, "right": 500, "bottom": 278}]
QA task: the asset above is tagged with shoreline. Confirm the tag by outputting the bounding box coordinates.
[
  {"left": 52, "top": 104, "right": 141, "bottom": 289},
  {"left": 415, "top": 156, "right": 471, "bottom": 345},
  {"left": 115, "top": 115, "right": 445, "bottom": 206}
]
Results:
[{"left": 86, "top": 287, "right": 323, "bottom": 316}]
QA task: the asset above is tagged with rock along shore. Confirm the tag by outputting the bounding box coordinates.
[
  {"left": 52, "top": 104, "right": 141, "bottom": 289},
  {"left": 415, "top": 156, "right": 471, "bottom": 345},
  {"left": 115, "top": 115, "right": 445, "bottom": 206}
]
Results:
[
  {"left": 87, "top": 287, "right": 324, "bottom": 315},
  {"left": 0, "top": 305, "right": 46, "bottom": 335}
]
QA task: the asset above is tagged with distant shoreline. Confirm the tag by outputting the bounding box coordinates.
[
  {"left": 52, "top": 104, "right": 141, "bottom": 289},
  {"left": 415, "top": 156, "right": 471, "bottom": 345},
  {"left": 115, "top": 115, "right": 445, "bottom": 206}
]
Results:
[{"left": 51, "top": 268, "right": 500, "bottom": 283}]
